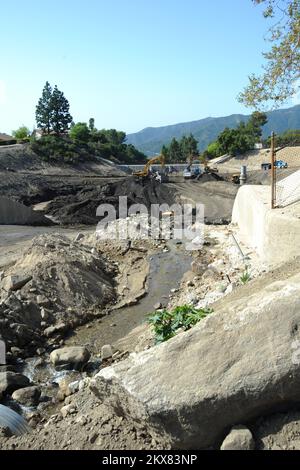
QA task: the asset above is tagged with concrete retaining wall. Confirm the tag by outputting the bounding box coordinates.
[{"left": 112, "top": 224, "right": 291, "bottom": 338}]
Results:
[
  {"left": 232, "top": 185, "right": 300, "bottom": 266},
  {"left": 0, "top": 197, "right": 53, "bottom": 226}
]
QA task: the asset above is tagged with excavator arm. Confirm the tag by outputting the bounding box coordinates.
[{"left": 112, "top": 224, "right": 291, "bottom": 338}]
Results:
[{"left": 133, "top": 155, "right": 165, "bottom": 177}]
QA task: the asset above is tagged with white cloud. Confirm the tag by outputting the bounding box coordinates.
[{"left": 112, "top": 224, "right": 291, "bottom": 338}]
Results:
[{"left": 0, "top": 80, "right": 6, "bottom": 104}]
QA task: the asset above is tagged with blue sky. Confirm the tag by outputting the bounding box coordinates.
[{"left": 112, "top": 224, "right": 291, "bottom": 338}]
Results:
[{"left": 0, "top": 0, "right": 294, "bottom": 135}]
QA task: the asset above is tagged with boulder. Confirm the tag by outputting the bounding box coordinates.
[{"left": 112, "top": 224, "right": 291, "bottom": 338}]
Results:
[
  {"left": 91, "top": 271, "right": 300, "bottom": 449},
  {"left": 50, "top": 347, "right": 90, "bottom": 370},
  {"left": 74, "top": 233, "right": 84, "bottom": 243},
  {"left": 191, "top": 260, "right": 206, "bottom": 275},
  {"left": 0, "top": 372, "right": 30, "bottom": 395},
  {"left": 12, "top": 386, "right": 41, "bottom": 407},
  {"left": 101, "top": 345, "right": 113, "bottom": 360},
  {"left": 60, "top": 404, "right": 77, "bottom": 418},
  {"left": 153, "top": 302, "right": 162, "bottom": 310},
  {"left": 221, "top": 425, "right": 255, "bottom": 450},
  {"left": 44, "top": 323, "right": 67, "bottom": 338},
  {"left": 2, "top": 275, "right": 32, "bottom": 292}
]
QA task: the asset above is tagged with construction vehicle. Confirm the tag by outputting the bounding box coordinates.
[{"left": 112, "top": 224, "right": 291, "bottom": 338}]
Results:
[
  {"left": 133, "top": 155, "right": 165, "bottom": 179},
  {"left": 275, "top": 160, "right": 288, "bottom": 169},
  {"left": 184, "top": 153, "right": 202, "bottom": 179},
  {"left": 203, "top": 159, "right": 219, "bottom": 174}
]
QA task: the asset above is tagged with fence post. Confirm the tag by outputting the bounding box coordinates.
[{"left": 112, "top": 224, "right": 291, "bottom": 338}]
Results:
[{"left": 271, "top": 132, "right": 276, "bottom": 209}]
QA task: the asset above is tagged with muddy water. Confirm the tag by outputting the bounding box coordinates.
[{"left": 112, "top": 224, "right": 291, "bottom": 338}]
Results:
[{"left": 65, "top": 241, "right": 192, "bottom": 353}]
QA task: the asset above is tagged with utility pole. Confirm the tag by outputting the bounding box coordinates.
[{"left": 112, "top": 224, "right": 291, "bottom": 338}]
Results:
[{"left": 271, "top": 131, "right": 276, "bottom": 209}]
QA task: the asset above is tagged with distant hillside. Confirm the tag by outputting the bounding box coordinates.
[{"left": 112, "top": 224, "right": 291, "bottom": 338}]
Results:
[{"left": 127, "top": 105, "right": 300, "bottom": 156}]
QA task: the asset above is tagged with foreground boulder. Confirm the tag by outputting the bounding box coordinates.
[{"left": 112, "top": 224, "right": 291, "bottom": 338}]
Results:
[
  {"left": 91, "top": 270, "right": 300, "bottom": 449},
  {"left": 0, "top": 372, "right": 30, "bottom": 396},
  {"left": 12, "top": 386, "right": 41, "bottom": 407},
  {"left": 50, "top": 347, "right": 90, "bottom": 370},
  {"left": 2, "top": 275, "right": 32, "bottom": 292}
]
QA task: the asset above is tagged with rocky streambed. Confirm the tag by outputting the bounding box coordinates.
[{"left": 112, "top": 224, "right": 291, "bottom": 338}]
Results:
[
  {"left": 0, "top": 211, "right": 277, "bottom": 450},
  {"left": 0, "top": 226, "right": 193, "bottom": 435}
]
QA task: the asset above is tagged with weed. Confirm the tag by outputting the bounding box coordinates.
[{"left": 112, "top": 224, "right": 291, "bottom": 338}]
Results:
[
  {"left": 148, "top": 304, "right": 213, "bottom": 344},
  {"left": 240, "top": 268, "right": 251, "bottom": 285}
]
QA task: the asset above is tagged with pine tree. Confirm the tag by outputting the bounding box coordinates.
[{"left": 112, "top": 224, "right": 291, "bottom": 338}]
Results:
[
  {"left": 89, "top": 118, "right": 95, "bottom": 131},
  {"left": 50, "top": 85, "right": 73, "bottom": 135},
  {"left": 36, "top": 81, "right": 53, "bottom": 134},
  {"left": 168, "top": 138, "right": 181, "bottom": 162}
]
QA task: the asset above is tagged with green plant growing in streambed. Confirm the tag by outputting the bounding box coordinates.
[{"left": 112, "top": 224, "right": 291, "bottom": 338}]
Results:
[
  {"left": 148, "top": 305, "right": 213, "bottom": 344},
  {"left": 240, "top": 268, "right": 251, "bottom": 285}
]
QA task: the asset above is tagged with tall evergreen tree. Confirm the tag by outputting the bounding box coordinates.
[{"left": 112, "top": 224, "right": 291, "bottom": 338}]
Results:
[
  {"left": 50, "top": 85, "right": 73, "bottom": 135},
  {"left": 89, "top": 118, "right": 95, "bottom": 131},
  {"left": 181, "top": 134, "right": 198, "bottom": 161},
  {"left": 168, "top": 138, "right": 181, "bottom": 162},
  {"left": 161, "top": 144, "right": 169, "bottom": 161},
  {"left": 36, "top": 81, "right": 53, "bottom": 134}
]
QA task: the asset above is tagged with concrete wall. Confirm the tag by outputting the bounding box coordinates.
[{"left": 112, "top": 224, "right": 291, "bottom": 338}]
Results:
[
  {"left": 0, "top": 197, "right": 53, "bottom": 226},
  {"left": 232, "top": 185, "right": 300, "bottom": 266}
]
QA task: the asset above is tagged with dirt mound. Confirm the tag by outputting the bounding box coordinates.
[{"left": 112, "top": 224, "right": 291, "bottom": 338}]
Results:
[
  {"left": 46, "top": 177, "right": 177, "bottom": 225},
  {"left": 197, "top": 172, "right": 224, "bottom": 183},
  {"left": 0, "top": 382, "right": 171, "bottom": 450},
  {"left": 0, "top": 234, "right": 116, "bottom": 356},
  {"left": 0, "top": 144, "right": 126, "bottom": 176}
]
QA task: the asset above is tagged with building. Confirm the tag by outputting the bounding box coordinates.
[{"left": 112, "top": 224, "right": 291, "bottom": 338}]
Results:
[{"left": 0, "top": 133, "right": 14, "bottom": 143}]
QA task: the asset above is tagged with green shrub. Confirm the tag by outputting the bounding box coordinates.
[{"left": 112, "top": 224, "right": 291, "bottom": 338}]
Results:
[
  {"left": 148, "top": 304, "right": 213, "bottom": 344},
  {"left": 240, "top": 269, "right": 251, "bottom": 285},
  {"left": 30, "top": 135, "right": 87, "bottom": 163},
  {"left": 12, "top": 126, "right": 30, "bottom": 140}
]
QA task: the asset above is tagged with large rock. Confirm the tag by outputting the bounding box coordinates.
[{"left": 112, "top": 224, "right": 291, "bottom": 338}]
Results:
[
  {"left": 50, "top": 347, "right": 90, "bottom": 370},
  {"left": 0, "top": 372, "right": 30, "bottom": 395},
  {"left": 12, "top": 386, "right": 41, "bottom": 407},
  {"left": 91, "top": 270, "right": 300, "bottom": 449},
  {"left": 2, "top": 275, "right": 32, "bottom": 292},
  {"left": 220, "top": 425, "right": 255, "bottom": 450}
]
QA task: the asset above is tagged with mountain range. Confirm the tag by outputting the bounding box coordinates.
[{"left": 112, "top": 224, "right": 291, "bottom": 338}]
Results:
[{"left": 126, "top": 104, "right": 300, "bottom": 156}]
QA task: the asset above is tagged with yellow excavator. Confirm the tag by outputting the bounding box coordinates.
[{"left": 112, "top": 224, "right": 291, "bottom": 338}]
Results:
[
  {"left": 203, "top": 157, "right": 219, "bottom": 174},
  {"left": 133, "top": 155, "right": 165, "bottom": 178}
]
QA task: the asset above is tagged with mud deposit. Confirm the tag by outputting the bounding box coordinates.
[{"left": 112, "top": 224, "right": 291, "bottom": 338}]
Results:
[{"left": 46, "top": 177, "right": 176, "bottom": 225}]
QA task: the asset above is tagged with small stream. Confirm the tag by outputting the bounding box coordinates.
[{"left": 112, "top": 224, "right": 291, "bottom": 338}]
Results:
[
  {"left": 18, "top": 241, "right": 192, "bottom": 393},
  {"left": 64, "top": 240, "right": 192, "bottom": 353}
]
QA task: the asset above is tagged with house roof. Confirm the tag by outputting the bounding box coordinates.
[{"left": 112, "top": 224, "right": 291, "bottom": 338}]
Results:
[{"left": 0, "top": 133, "right": 14, "bottom": 141}]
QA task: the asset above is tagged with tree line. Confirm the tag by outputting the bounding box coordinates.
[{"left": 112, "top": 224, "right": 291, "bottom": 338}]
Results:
[
  {"left": 202, "top": 112, "right": 268, "bottom": 160},
  {"left": 161, "top": 134, "right": 199, "bottom": 162},
  {"left": 12, "top": 82, "right": 146, "bottom": 165},
  {"left": 159, "top": 113, "right": 268, "bottom": 162}
]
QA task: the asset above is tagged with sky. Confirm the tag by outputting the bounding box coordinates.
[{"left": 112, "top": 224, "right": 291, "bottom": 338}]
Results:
[{"left": 0, "top": 0, "right": 295, "bottom": 135}]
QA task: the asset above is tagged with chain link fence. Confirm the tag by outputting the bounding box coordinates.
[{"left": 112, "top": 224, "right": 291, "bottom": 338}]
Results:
[{"left": 271, "top": 133, "right": 300, "bottom": 208}]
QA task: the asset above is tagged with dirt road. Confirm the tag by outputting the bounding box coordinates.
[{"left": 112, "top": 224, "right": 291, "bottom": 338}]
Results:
[{"left": 167, "top": 179, "right": 238, "bottom": 223}]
